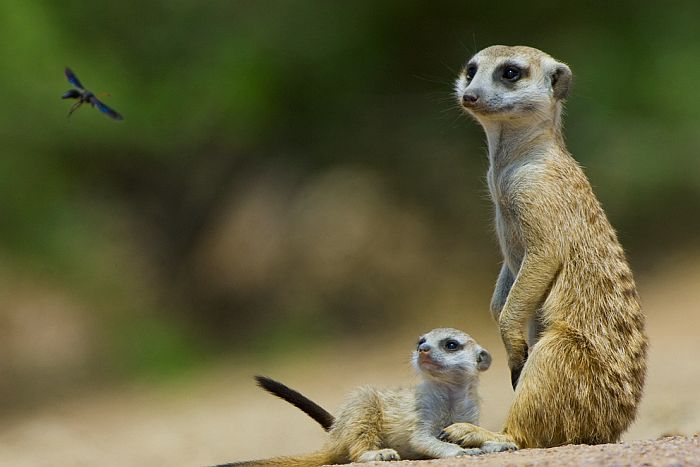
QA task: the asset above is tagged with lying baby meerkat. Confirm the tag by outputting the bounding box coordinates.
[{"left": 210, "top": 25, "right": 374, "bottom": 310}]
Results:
[{"left": 216, "top": 328, "right": 513, "bottom": 466}]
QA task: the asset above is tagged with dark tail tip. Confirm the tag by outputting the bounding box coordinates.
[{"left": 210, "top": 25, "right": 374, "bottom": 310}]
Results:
[{"left": 254, "top": 375, "right": 335, "bottom": 431}]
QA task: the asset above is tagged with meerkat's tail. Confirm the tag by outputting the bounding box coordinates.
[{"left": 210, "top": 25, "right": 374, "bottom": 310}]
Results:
[
  {"left": 255, "top": 375, "right": 335, "bottom": 431},
  {"left": 212, "top": 450, "right": 334, "bottom": 467}
]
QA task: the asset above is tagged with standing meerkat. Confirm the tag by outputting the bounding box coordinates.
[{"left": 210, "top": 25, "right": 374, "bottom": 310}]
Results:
[
  {"left": 215, "top": 328, "right": 510, "bottom": 466},
  {"left": 439, "top": 45, "right": 648, "bottom": 450}
]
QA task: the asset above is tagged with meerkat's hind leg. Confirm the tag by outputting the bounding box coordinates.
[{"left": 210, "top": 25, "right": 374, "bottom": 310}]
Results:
[
  {"left": 342, "top": 388, "right": 399, "bottom": 462},
  {"left": 439, "top": 422, "right": 519, "bottom": 451}
]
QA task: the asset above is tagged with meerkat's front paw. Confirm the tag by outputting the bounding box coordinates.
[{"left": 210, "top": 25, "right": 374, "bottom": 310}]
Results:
[
  {"left": 357, "top": 448, "right": 401, "bottom": 462},
  {"left": 438, "top": 422, "right": 482, "bottom": 447},
  {"left": 481, "top": 440, "right": 518, "bottom": 453},
  {"left": 438, "top": 423, "right": 519, "bottom": 452}
]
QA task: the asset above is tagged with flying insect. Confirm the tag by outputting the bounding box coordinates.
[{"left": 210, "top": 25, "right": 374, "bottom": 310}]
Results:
[{"left": 62, "top": 67, "right": 124, "bottom": 121}]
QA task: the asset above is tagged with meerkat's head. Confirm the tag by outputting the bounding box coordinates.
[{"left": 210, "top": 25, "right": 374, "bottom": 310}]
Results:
[
  {"left": 455, "top": 45, "right": 572, "bottom": 125},
  {"left": 412, "top": 328, "right": 491, "bottom": 385}
]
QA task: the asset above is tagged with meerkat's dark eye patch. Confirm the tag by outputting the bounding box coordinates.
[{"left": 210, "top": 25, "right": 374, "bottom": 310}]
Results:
[
  {"left": 443, "top": 339, "right": 463, "bottom": 352},
  {"left": 465, "top": 63, "right": 477, "bottom": 80},
  {"left": 496, "top": 63, "right": 528, "bottom": 84}
]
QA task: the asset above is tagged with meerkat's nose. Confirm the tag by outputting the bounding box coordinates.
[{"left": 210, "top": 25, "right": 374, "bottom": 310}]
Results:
[
  {"left": 418, "top": 343, "right": 431, "bottom": 353},
  {"left": 462, "top": 92, "right": 479, "bottom": 104}
]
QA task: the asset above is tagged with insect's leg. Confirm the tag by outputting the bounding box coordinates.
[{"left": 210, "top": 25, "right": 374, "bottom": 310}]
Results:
[{"left": 67, "top": 101, "right": 82, "bottom": 117}]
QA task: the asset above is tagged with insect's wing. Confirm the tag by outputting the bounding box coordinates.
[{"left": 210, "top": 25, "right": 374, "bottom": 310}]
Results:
[
  {"left": 62, "top": 89, "right": 82, "bottom": 99},
  {"left": 64, "top": 67, "right": 84, "bottom": 89},
  {"left": 89, "top": 95, "right": 124, "bottom": 120}
]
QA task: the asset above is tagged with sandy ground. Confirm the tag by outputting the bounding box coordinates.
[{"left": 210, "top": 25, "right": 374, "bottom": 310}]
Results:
[
  {"left": 352, "top": 436, "right": 700, "bottom": 466},
  {"left": 0, "top": 257, "right": 699, "bottom": 466}
]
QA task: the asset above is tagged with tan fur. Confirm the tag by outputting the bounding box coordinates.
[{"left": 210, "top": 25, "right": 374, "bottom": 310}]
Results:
[
  {"left": 219, "top": 328, "right": 505, "bottom": 466},
  {"left": 442, "top": 45, "right": 648, "bottom": 449},
  {"left": 221, "top": 451, "right": 333, "bottom": 467}
]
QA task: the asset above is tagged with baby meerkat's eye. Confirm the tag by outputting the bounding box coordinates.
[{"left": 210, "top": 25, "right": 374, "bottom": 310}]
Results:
[
  {"left": 502, "top": 66, "right": 521, "bottom": 82},
  {"left": 466, "top": 65, "right": 477, "bottom": 80},
  {"left": 444, "top": 339, "right": 461, "bottom": 351}
]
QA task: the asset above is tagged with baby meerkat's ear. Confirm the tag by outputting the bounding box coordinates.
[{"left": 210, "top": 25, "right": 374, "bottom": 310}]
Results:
[
  {"left": 550, "top": 61, "right": 572, "bottom": 100},
  {"left": 476, "top": 348, "right": 491, "bottom": 371}
]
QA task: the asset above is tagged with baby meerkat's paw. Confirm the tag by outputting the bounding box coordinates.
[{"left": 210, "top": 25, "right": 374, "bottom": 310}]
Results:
[
  {"left": 455, "top": 448, "right": 484, "bottom": 456},
  {"left": 434, "top": 443, "right": 483, "bottom": 458},
  {"left": 481, "top": 440, "right": 518, "bottom": 453},
  {"left": 357, "top": 448, "right": 401, "bottom": 462}
]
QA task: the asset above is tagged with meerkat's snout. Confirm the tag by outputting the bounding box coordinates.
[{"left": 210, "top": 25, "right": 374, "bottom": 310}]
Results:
[
  {"left": 417, "top": 341, "right": 431, "bottom": 353},
  {"left": 416, "top": 338, "right": 439, "bottom": 369},
  {"left": 462, "top": 92, "right": 479, "bottom": 104}
]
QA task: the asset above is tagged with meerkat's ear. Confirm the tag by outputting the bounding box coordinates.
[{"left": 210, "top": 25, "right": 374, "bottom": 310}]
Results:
[
  {"left": 476, "top": 348, "right": 491, "bottom": 371},
  {"left": 550, "top": 61, "right": 572, "bottom": 100}
]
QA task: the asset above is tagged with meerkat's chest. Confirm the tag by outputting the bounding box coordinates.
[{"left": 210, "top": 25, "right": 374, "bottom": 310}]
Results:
[{"left": 416, "top": 393, "right": 480, "bottom": 435}]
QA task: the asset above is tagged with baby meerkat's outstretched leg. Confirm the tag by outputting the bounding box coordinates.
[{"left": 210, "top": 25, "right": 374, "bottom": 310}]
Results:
[{"left": 439, "top": 422, "right": 517, "bottom": 453}]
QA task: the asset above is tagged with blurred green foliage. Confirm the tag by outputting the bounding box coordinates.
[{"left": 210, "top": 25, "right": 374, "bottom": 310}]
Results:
[{"left": 1, "top": 0, "right": 699, "bottom": 407}]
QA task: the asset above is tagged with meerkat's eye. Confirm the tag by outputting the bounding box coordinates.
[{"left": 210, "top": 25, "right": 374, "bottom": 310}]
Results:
[
  {"left": 444, "top": 339, "right": 461, "bottom": 351},
  {"left": 502, "top": 66, "right": 522, "bottom": 82},
  {"left": 466, "top": 65, "right": 477, "bottom": 81}
]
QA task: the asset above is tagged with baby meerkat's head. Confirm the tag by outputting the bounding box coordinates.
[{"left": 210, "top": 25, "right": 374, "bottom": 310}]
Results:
[
  {"left": 412, "top": 328, "right": 491, "bottom": 384},
  {"left": 455, "top": 45, "right": 572, "bottom": 123}
]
